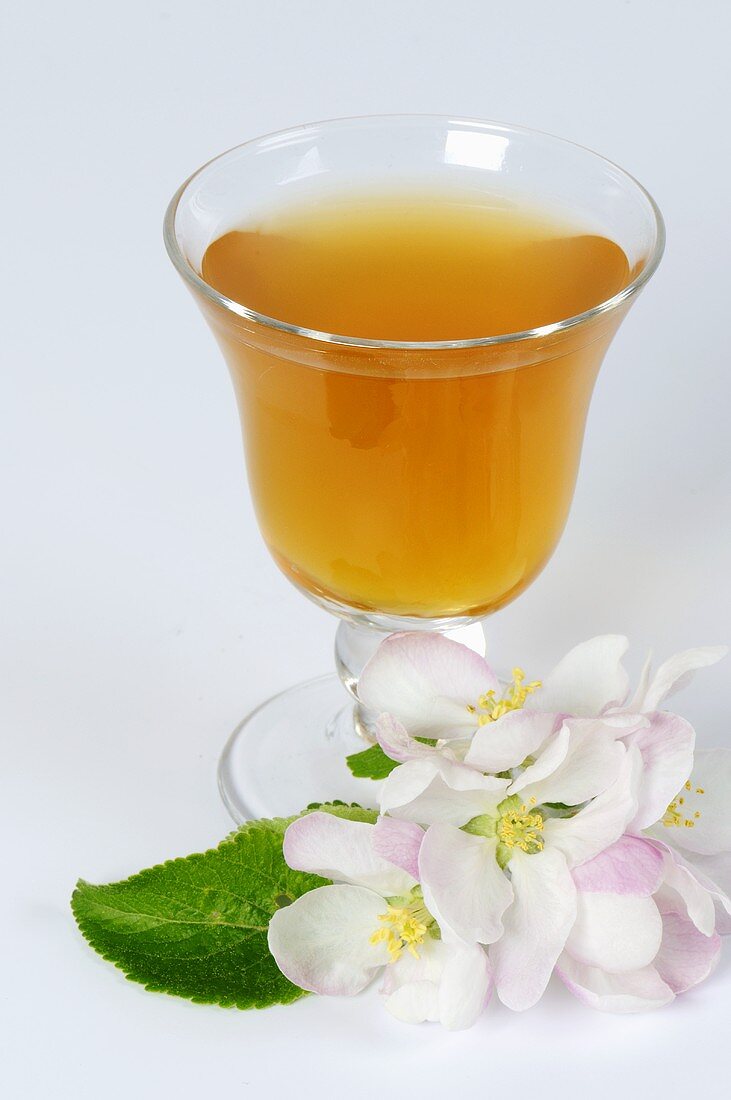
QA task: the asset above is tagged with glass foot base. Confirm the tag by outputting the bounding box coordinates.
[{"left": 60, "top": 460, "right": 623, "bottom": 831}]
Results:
[{"left": 218, "top": 674, "right": 381, "bottom": 822}]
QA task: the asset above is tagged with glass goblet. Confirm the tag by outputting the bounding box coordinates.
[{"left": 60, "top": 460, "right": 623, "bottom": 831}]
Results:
[{"left": 164, "top": 116, "right": 664, "bottom": 821}]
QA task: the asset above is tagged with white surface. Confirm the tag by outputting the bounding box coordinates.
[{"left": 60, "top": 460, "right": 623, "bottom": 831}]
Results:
[{"left": 2, "top": 1, "right": 730, "bottom": 1096}]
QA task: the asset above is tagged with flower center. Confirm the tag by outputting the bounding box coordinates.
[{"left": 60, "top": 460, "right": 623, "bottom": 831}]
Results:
[
  {"left": 662, "top": 779, "right": 705, "bottom": 830},
  {"left": 370, "top": 890, "right": 436, "bottom": 962},
  {"left": 497, "top": 799, "right": 545, "bottom": 855},
  {"left": 469, "top": 667, "right": 541, "bottom": 726}
]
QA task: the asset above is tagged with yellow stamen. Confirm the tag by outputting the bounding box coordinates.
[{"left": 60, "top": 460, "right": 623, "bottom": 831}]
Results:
[
  {"left": 497, "top": 807, "right": 545, "bottom": 854},
  {"left": 472, "top": 668, "right": 542, "bottom": 726},
  {"left": 662, "top": 801, "right": 683, "bottom": 828},
  {"left": 663, "top": 781, "right": 705, "bottom": 830},
  {"left": 370, "top": 904, "right": 430, "bottom": 963}
]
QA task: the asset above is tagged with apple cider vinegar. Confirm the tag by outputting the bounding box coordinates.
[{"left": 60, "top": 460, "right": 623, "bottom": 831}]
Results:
[{"left": 201, "top": 190, "right": 630, "bottom": 617}]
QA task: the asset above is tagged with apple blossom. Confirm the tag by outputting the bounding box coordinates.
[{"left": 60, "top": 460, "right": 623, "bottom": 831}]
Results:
[
  {"left": 358, "top": 632, "right": 540, "bottom": 750},
  {"left": 557, "top": 835, "right": 722, "bottom": 1012},
  {"left": 378, "top": 720, "right": 640, "bottom": 1010},
  {"left": 641, "top": 748, "right": 731, "bottom": 934},
  {"left": 266, "top": 634, "right": 730, "bottom": 1026},
  {"left": 267, "top": 812, "right": 492, "bottom": 1029},
  {"left": 365, "top": 632, "right": 726, "bottom": 854}
]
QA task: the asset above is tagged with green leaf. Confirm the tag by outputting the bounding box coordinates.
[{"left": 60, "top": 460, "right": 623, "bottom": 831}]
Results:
[
  {"left": 346, "top": 744, "right": 399, "bottom": 780},
  {"left": 542, "top": 801, "right": 583, "bottom": 819},
  {"left": 72, "top": 804, "right": 372, "bottom": 1010},
  {"left": 305, "top": 800, "right": 379, "bottom": 823}
]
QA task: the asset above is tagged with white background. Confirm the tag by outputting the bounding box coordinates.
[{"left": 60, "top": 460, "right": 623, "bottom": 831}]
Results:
[{"left": 2, "top": 1, "right": 731, "bottom": 1096}]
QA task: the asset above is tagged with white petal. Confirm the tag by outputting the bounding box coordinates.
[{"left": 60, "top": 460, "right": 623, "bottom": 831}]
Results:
[
  {"left": 380, "top": 758, "right": 507, "bottom": 826},
  {"left": 358, "top": 632, "right": 498, "bottom": 739},
  {"left": 527, "top": 635, "right": 630, "bottom": 717},
  {"left": 464, "top": 711, "right": 560, "bottom": 773},
  {"left": 382, "top": 980, "right": 439, "bottom": 1024},
  {"left": 267, "top": 885, "right": 389, "bottom": 995},
  {"left": 557, "top": 952, "right": 674, "bottom": 1013},
  {"left": 379, "top": 937, "right": 446, "bottom": 995},
  {"left": 623, "top": 713, "right": 695, "bottom": 831},
  {"left": 491, "top": 847, "right": 577, "bottom": 1010},
  {"left": 283, "top": 813, "right": 415, "bottom": 895},
  {"left": 419, "top": 825, "right": 513, "bottom": 944},
  {"left": 372, "top": 816, "right": 424, "bottom": 881},
  {"left": 650, "top": 843, "right": 717, "bottom": 936},
  {"left": 437, "top": 943, "right": 493, "bottom": 1030},
  {"left": 676, "top": 851, "right": 731, "bottom": 933},
  {"left": 641, "top": 646, "right": 728, "bottom": 712},
  {"left": 628, "top": 649, "right": 653, "bottom": 711},
  {"left": 566, "top": 893, "right": 662, "bottom": 973},
  {"left": 572, "top": 836, "right": 664, "bottom": 896},
  {"left": 381, "top": 939, "right": 491, "bottom": 1029},
  {"left": 594, "top": 712, "right": 651, "bottom": 732},
  {"left": 654, "top": 909, "right": 721, "bottom": 994},
  {"left": 544, "top": 746, "right": 640, "bottom": 868},
  {"left": 381, "top": 942, "right": 445, "bottom": 1024},
  {"left": 661, "top": 749, "right": 731, "bottom": 855},
  {"left": 507, "top": 725, "right": 571, "bottom": 797},
  {"left": 515, "top": 721, "right": 625, "bottom": 807}
]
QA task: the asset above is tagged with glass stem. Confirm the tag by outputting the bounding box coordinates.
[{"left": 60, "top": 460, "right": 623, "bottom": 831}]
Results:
[{"left": 334, "top": 619, "right": 487, "bottom": 743}]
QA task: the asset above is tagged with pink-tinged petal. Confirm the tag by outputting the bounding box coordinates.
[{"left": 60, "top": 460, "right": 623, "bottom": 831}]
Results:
[
  {"left": 572, "top": 836, "right": 664, "bottom": 896},
  {"left": 372, "top": 817, "right": 424, "bottom": 881},
  {"left": 375, "top": 714, "right": 424, "bottom": 763},
  {"left": 677, "top": 851, "right": 731, "bottom": 934},
  {"left": 283, "top": 813, "right": 414, "bottom": 896},
  {"left": 464, "top": 711, "right": 560, "bottom": 773},
  {"left": 507, "top": 725, "right": 571, "bottom": 796},
  {"left": 526, "top": 635, "right": 630, "bottom": 717},
  {"left": 660, "top": 749, "right": 731, "bottom": 856},
  {"left": 640, "top": 646, "right": 728, "bottom": 712},
  {"left": 491, "top": 847, "right": 577, "bottom": 1010},
  {"left": 543, "top": 746, "right": 640, "bottom": 868},
  {"left": 358, "top": 633, "right": 498, "bottom": 739},
  {"left": 419, "top": 825, "right": 513, "bottom": 945},
  {"left": 566, "top": 893, "right": 662, "bottom": 973},
  {"left": 556, "top": 953, "right": 674, "bottom": 1013},
  {"left": 653, "top": 907, "right": 721, "bottom": 993},
  {"left": 437, "top": 943, "right": 493, "bottom": 1030},
  {"left": 379, "top": 758, "right": 507, "bottom": 826},
  {"left": 267, "top": 885, "right": 389, "bottom": 996},
  {"left": 375, "top": 714, "right": 458, "bottom": 765},
  {"left": 515, "top": 722, "right": 625, "bottom": 807},
  {"left": 622, "top": 713, "right": 695, "bottom": 831},
  {"left": 648, "top": 842, "right": 717, "bottom": 936}
]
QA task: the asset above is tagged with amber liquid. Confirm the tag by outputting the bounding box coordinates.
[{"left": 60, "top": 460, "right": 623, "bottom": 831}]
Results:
[{"left": 202, "top": 191, "right": 630, "bottom": 618}]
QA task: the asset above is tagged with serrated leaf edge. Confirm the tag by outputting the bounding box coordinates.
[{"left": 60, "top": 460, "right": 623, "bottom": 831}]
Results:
[{"left": 70, "top": 803, "right": 376, "bottom": 1009}]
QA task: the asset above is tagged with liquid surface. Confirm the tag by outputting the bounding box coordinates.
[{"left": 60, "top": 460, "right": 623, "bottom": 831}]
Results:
[
  {"left": 202, "top": 191, "right": 629, "bottom": 340},
  {"left": 201, "top": 191, "right": 631, "bottom": 617}
]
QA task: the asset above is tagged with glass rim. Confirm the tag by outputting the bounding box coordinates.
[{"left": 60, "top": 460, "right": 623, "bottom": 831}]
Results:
[{"left": 163, "top": 113, "right": 666, "bottom": 352}]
